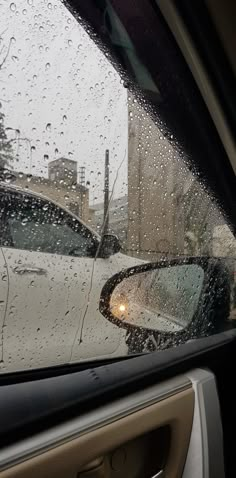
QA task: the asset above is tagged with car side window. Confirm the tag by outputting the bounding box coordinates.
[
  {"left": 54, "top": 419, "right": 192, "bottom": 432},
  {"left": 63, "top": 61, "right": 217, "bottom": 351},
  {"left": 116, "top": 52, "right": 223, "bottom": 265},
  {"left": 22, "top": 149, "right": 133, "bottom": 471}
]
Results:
[
  {"left": 0, "top": 192, "right": 98, "bottom": 257},
  {"left": 0, "top": 0, "right": 236, "bottom": 376}
]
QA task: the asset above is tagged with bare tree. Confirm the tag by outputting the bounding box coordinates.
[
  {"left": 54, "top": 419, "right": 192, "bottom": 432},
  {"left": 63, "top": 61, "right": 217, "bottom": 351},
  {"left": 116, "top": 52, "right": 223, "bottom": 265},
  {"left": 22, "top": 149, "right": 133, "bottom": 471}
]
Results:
[
  {"left": 0, "top": 32, "right": 12, "bottom": 72},
  {"left": 0, "top": 32, "right": 14, "bottom": 171},
  {"left": 0, "top": 33, "right": 31, "bottom": 174},
  {"left": 0, "top": 104, "right": 14, "bottom": 170}
]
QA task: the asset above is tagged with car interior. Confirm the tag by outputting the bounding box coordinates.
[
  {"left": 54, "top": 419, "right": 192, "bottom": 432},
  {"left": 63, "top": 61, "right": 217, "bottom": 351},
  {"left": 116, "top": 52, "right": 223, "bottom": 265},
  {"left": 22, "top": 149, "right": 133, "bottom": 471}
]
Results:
[{"left": 1, "top": 1, "right": 236, "bottom": 477}]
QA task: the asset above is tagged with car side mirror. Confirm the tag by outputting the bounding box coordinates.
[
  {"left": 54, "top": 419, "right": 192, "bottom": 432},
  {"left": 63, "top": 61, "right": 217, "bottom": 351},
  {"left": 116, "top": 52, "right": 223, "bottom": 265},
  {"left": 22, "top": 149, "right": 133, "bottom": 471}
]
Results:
[
  {"left": 98, "top": 234, "right": 121, "bottom": 259},
  {"left": 99, "top": 257, "right": 232, "bottom": 349}
]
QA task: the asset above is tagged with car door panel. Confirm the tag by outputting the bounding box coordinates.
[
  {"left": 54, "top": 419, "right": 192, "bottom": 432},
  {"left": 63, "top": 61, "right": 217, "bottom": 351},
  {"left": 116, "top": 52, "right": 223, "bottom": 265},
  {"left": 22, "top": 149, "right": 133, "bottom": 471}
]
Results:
[
  {"left": 0, "top": 249, "right": 8, "bottom": 368},
  {"left": 1, "top": 247, "right": 90, "bottom": 371},
  {"left": 70, "top": 257, "right": 131, "bottom": 362},
  {"left": 70, "top": 253, "right": 143, "bottom": 361},
  {"left": 2, "top": 250, "right": 127, "bottom": 369},
  {"left": 0, "top": 332, "right": 233, "bottom": 477},
  {"left": 0, "top": 369, "right": 225, "bottom": 478},
  {"left": 0, "top": 189, "right": 126, "bottom": 371},
  {"left": 0, "top": 375, "right": 194, "bottom": 478}
]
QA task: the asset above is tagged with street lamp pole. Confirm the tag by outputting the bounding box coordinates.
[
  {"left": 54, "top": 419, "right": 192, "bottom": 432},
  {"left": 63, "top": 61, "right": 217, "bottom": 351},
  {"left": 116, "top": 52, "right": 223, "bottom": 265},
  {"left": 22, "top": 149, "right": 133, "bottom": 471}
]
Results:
[
  {"left": 5, "top": 127, "right": 32, "bottom": 173},
  {"left": 103, "top": 149, "right": 109, "bottom": 235}
]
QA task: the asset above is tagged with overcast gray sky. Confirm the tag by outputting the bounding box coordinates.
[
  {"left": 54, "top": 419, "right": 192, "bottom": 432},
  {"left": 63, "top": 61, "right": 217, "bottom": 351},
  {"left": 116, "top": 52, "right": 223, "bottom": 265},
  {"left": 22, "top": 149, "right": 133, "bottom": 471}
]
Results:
[{"left": 0, "top": 0, "right": 128, "bottom": 203}]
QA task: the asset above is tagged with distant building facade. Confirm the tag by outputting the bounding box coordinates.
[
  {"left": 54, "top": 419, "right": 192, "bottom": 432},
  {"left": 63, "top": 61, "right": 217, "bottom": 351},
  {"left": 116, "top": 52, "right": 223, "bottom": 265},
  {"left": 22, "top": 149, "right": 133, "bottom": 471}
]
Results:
[
  {"left": 90, "top": 196, "right": 128, "bottom": 247},
  {"left": 126, "top": 97, "right": 225, "bottom": 260},
  {"left": 127, "top": 98, "right": 186, "bottom": 260},
  {"left": 13, "top": 158, "right": 90, "bottom": 223},
  {"left": 48, "top": 158, "right": 78, "bottom": 185}
]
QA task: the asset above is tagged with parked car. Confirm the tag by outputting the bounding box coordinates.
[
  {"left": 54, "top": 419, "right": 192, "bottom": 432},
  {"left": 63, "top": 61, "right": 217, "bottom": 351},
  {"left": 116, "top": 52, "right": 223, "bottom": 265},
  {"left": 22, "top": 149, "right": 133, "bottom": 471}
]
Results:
[{"left": 0, "top": 184, "right": 141, "bottom": 372}]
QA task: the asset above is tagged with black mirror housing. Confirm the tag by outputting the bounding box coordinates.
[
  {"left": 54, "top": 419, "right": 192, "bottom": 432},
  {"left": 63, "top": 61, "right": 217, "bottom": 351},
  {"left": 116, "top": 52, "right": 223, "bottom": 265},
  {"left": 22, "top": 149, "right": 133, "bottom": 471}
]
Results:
[
  {"left": 98, "top": 234, "right": 121, "bottom": 258},
  {"left": 99, "top": 257, "right": 233, "bottom": 352}
]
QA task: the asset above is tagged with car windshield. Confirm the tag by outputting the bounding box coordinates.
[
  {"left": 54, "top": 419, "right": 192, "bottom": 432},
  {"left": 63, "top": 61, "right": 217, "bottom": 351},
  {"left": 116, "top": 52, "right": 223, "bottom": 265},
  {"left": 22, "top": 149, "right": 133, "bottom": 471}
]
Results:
[{"left": 0, "top": 0, "right": 235, "bottom": 373}]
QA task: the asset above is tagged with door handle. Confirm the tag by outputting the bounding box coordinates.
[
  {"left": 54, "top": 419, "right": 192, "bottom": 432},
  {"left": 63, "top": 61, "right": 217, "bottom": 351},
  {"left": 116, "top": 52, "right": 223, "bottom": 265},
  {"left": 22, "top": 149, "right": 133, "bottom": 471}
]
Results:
[{"left": 13, "top": 266, "right": 47, "bottom": 276}]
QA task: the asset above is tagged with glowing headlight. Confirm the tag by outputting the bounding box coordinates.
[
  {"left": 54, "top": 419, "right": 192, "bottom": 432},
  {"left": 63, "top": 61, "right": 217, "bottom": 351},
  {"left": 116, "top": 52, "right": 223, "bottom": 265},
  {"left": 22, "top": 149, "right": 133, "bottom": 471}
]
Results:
[
  {"left": 119, "top": 304, "right": 126, "bottom": 312},
  {"left": 110, "top": 293, "right": 129, "bottom": 319}
]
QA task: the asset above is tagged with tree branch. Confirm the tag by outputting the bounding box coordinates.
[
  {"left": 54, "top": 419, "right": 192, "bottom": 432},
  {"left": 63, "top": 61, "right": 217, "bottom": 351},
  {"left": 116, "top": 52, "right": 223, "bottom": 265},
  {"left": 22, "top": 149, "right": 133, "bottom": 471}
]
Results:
[
  {"left": 6, "top": 137, "right": 31, "bottom": 144},
  {"left": 0, "top": 28, "right": 8, "bottom": 40},
  {"left": 0, "top": 37, "right": 12, "bottom": 71}
]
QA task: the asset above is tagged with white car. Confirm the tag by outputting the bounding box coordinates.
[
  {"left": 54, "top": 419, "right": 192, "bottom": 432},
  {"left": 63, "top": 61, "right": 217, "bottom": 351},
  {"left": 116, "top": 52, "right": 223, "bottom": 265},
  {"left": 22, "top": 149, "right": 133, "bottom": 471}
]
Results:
[{"left": 0, "top": 184, "right": 140, "bottom": 372}]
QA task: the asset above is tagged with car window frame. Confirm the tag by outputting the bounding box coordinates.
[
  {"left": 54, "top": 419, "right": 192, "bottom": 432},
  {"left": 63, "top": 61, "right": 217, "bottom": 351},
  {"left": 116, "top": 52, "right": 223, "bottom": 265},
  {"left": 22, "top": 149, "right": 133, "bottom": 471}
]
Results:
[{"left": 0, "top": 0, "right": 233, "bottom": 378}]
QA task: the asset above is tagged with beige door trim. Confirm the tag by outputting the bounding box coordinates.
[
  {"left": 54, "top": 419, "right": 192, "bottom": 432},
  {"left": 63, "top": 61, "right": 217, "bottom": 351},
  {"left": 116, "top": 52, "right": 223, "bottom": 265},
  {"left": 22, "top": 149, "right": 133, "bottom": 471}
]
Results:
[
  {"left": 1, "top": 388, "right": 194, "bottom": 478},
  {"left": 0, "top": 375, "right": 191, "bottom": 470}
]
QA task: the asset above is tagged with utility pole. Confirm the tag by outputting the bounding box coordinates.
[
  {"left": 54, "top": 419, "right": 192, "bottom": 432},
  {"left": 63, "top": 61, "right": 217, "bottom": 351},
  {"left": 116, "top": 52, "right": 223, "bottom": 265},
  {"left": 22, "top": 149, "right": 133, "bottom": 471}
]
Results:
[
  {"left": 103, "top": 149, "right": 109, "bottom": 234},
  {"left": 79, "top": 166, "right": 86, "bottom": 220}
]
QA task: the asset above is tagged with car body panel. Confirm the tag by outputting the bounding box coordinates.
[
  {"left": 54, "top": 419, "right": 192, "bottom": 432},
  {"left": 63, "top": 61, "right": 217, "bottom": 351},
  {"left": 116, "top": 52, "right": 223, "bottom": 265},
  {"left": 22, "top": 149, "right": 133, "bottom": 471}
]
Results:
[
  {"left": 0, "top": 186, "right": 143, "bottom": 371},
  {"left": 0, "top": 249, "right": 8, "bottom": 368},
  {"left": 70, "top": 252, "right": 144, "bottom": 362}
]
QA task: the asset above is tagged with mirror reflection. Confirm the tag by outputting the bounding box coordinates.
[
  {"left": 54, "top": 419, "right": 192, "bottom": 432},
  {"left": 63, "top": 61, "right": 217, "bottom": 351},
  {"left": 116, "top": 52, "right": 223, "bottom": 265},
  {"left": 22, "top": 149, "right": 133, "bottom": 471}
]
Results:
[{"left": 110, "top": 264, "right": 205, "bottom": 332}]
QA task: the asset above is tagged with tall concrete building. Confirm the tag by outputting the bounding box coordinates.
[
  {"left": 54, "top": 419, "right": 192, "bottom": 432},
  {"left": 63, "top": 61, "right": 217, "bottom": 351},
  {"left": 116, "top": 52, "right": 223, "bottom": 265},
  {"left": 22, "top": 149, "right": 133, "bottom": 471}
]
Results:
[
  {"left": 126, "top": 97, "right": 224, "bottom": 259},
  {"left": 127, "top": 98, "right": 186, "bottom": 260}
]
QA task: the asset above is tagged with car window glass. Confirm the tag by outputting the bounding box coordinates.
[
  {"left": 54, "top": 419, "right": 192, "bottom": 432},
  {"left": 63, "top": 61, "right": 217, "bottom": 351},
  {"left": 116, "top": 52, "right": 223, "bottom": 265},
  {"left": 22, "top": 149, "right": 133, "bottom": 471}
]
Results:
[
  {"left": 1, "top": 193, "right": 97, "bottom": 257},
  {"left": 0, "top": 0, "right": 235, "bottom": 373}
]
